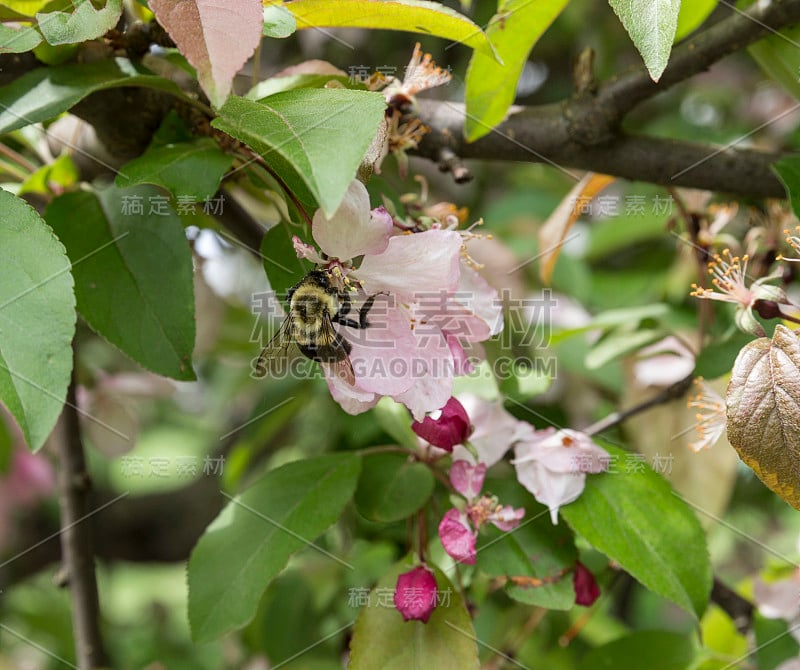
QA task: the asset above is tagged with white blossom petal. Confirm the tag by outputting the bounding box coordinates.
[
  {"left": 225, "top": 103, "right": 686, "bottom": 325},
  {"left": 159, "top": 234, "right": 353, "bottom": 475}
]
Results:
[{"left": 312, "top": 180, "right": 392, "bottom": 259}]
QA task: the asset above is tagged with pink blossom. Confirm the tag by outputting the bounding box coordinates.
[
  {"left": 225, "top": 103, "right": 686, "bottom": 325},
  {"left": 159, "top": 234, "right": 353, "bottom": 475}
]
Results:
[
  {"left": 438, "top": 508, "right": 477, "bottom": 565},
  {"left": 6, "top": 448, "right": 55, "bottom": 506},
  {"left": 439, "top": 460, "right": 524, "bottom": 565},
  {"left": 450, "top": 459, "right": 485, "bottom": 500},
  {"left": 412, "top": 397, "right": 471, "bottom": 452},
  {"left": 573, "top": 562, "right": 601, "bottom": 606},
  {"left": 394, "top": 565, "right": 438, "bottom": 623},
  {"left": 513, "top": 428, "right": 608, "bottom": 524},
  {"left": 289, "top": 179, "right": 500, "bottom": 421}
]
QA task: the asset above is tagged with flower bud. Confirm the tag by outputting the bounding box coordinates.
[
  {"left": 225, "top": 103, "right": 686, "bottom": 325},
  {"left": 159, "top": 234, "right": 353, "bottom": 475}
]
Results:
[
  {"left": 394, "top": 565, "right": 438, "bottom": 623},
  {"left": 573, "top": 562, "right": 600, "bottom": 606},
  {"left": 412, "top": 397, "right": 471, "bottom": 451}
]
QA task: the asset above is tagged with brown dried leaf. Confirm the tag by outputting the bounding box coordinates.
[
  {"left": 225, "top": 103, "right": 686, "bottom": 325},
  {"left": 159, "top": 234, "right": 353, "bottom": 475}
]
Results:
[
  {"left": 538, "top": 173, "right": 614, "bottom": 284},
  {"left": 726, "top": 324, "right": 800, "bottom": 508}
]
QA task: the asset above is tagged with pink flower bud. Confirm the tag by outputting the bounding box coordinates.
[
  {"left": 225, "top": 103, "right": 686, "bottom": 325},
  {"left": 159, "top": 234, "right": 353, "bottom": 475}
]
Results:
[
  {"left": 450, "top": 460, "right": 485, "bottom": 501},
  {"left": 412, "top": 397, "right": 471, "bottom": 451},
  {"left": 573, "top": 562, "right": 600, "bottom": 606},
  {"left": 394, "top": 565, "right": 438, "bottom": 623}
]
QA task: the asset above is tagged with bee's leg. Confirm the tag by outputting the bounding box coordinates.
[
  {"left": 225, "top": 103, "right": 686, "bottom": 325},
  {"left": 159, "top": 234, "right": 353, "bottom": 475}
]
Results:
[
  {"left": 333, "top": 292, "right": 385, "bottom": 329},
  {"left": 357, "top": 292, "right": 383, "bottom": 328}
]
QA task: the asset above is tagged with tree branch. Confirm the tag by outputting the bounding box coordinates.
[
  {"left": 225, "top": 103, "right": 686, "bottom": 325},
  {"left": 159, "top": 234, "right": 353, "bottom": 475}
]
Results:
[
  {"left": 415, "top": 0, "right": 800, "bottom": 198},
  {"left": 597, "top": 0, "right": 800, "bottom": 125},
  {"left": 54, "top": 369, "right": 109, "bottom": 669},
  {"left": 415, "top": 100, "right": 787, "bottom": 198}
]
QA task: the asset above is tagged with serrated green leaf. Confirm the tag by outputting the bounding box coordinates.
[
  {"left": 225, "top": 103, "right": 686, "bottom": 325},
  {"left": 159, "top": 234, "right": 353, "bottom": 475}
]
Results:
[
  {"left": 675, "top": 0, "right": 717, "bottom": 41},
  {"left": 561, "top": 444, "right": 711, "bottom": 618},
  {"left": 578, "top": 631, "right": 696, "bottom": 670},
  {"left": 188, "top": 453, "right": 361, "bottom": 642},
  {"left": 213, "top": 91, "right": 386, "bottom": 217},
  {"left": 608, "top": 0, "right": 680, "bottom": 81},
  {"left": 288, "top": 0, "right": 495, "bottom": 58},
  {"left": 45, "top": 184, "right": 196, "bottom": 381},
  {"left": 0, "top": 57, "right": 185, "bottom": 135},
  {"left": 464, "top": 0, "right": 568, "bottom": 142},
  {"left": 0, "top": 188, "right": 75, "bottom": 451},
  {"left": 349, "top": 558, "right": 479, "bottom": 670},
  {"left": 354, "top": 453, "right": 435, "bottom": 522},
  {"left": 260, "top": 224, "right": 313, "bottom": 299},
  {"left": 0, "top": 22, "right": 41, "bottom": 53},
  {"left": 116, "top": 138, "right": 232, "bottom": 201},
  {"left": 37, "top": 0, "right": 122, "bottom": 45},
  {"left": 263, "top": 4, "right": 296, "bottom": 38}
]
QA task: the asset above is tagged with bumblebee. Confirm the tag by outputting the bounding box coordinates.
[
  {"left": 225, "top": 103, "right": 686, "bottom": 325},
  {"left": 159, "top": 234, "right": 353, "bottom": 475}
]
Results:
[{"left": 255, "top": 270, "right": 378, "bottom": 385}]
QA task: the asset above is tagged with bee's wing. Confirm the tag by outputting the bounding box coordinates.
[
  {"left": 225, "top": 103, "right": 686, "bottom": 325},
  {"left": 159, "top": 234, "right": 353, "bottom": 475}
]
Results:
[
  {"left": 323, "top": 358, "right": 356, "bottom": 386},
  {"left": 319, "top": 314, "right": 356, "bottom": 386},
  {"left": 253, "top": 316, "right": 295, "bottom": 379}
]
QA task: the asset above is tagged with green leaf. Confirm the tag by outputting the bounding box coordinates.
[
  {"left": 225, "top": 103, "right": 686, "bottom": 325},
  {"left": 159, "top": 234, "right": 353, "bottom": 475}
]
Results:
[
  {"left": 260, "top": 223, "right": 312, "bottom": 299},
  {"left": 0, "top": 188, "right": 75, "bottom": 451},
  {"left": 349, "top": 559, "right": 479, "bottom": 670},
  {"left": 188, "top": 453, "right": 361, "bottom": 642},
  {"left": 354, "top": 453, "right": 435, "bottom": 523},
  {"left": 263, "top": 4, "right": 296, "bottom": 38},
  {"left": 37, "top": 0, "right": 122, "bottom": 45},
  {"left": 247, "top": 74, "right": 357, "bottom": 100},
  {"left": 476, "top": 477, "right": 577, "bottom": 609},
  {"left": 45, "top": 184, "right": 196, "bottom": 381},
  {"left": 608, "top": 0, "right": 680, "bottom": 81},
  {"left": 694, "top": 331, "right": 752, "bottom": 379},
  {"left": 561, "top": 444, "right": 711, "bottom": 618},
  {"left": 373, "top": 396, "right": 420, "bottom": 450},
  {"left": 18, "top": 152, "right": 78, "bottom": 196},
  {"left": 213, "top": 91, "right": 386, "bottom": 217},
  {"left": 116, "top": 138, "right": 233, "bottom": 201},
  {"left": 464, "top": 0, "right": 568, "bottom": 142},
  {"left": 0, "top": 22, "right": 41, "bottom": 53},
  {"left": 774, "top": 157, "right": 800, "bottom": 219},
  {"left": 675, "top": 0, "right": 717, "bottom": 41},
  {"left": 0, "top": 57, "right": 185, "bottom": 135},
  {"left": 578, "top": 631, "right": 696, "bottom": 670},
  {"left": 288, "top": 0, "right": 495, "bottom": 58},
  {"left": 585, "top": 327, "right": 666, "bottom": 369},
  {"left": 754, "top": 612, "right": 800, "bottom": 670}
]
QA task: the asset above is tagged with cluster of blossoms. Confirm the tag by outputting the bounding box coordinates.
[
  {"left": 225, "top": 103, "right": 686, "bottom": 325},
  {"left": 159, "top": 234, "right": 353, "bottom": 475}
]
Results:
[
  {"left": 391, "top": 394, "right": 606, "bottom": 623},
  {"left": 293, "top": 179, "right": 502, "bottom": 420}
]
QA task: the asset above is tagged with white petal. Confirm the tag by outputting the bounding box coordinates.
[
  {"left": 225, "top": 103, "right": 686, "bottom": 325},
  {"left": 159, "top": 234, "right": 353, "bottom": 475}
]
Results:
[
  {"left": 312, "top": 180, "right": 392, "bottom": 259},
  {"left": 356, "top": 229, "right": 462, "bottom": 298}
]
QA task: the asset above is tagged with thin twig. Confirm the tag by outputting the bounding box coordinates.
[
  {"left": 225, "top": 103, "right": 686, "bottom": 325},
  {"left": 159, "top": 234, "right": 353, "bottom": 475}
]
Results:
[
  {"left": 54, "top": 365, "right": 109, "bottom": 669},
  {"left": 583, "top": 373, "right": 695, "bottom": 437}
]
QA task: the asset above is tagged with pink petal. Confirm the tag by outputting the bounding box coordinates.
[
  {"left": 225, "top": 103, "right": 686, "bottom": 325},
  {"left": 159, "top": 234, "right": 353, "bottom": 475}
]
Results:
[
  {"left": 312, "top": 180, "right": 392, "bottom": 260},
  {"left": 336, "top": 295, "right": 418, "bottom": 396},
  {"left": 513, "top": 428, "right": 608, "bottom": 475},
  {"left": 444, "top": 265, "right": 503, "bottom": 340},
  {"left": 490, "top": 505, "right": 525, "bottom": 532},
  {"left": 438, "top": 509, "right": 476, "bottom": 565},
  {"left": 412, "top": 397, "right": 471, "bottom": 452},
  {"left": 455, "top": 394, "right": 531, "bottom": 467},
  {"left": 754, "top": 574, "right": 800, "bottom": 619},
  {"left": 446, "top": 333, "right": 474, "bottom": 376},
  {"left": 325, "top": 372, "right": 378, "bottom": 415},
  {"left": 394, "top": 370, "right": 455, "bottom": 422},
  {"left": 356, "top": 229, "right": 462, "bottom": 298},
  {"left": 512, "top": 452, "right": 587, "bottom": 525},
  {"left": 573, "top": 562, "right": 601, "bottom": 606},
  {"left": 292, "top": 235, "right": 324, "bottom": 264},
  {"left": 7, "top": 449, "right": 55, "bottom": 505},
  {"left": 450, "top": 460, "right": 485, "bottom": 500},
  {"left": 394, "top": 565, "right": 438, "bottom": 623}
]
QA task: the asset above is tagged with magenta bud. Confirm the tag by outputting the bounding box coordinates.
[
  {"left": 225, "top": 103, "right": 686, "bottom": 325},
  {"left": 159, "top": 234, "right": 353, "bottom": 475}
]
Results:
[
  {"left": 412, "top": 397, "right": 471, "bottom": 451},
  {"left": 394, "top": 565, "right": 438, "bottom": 623},
  {"left": 573, "top": 562, "right": 600, "bottom": 606}
]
